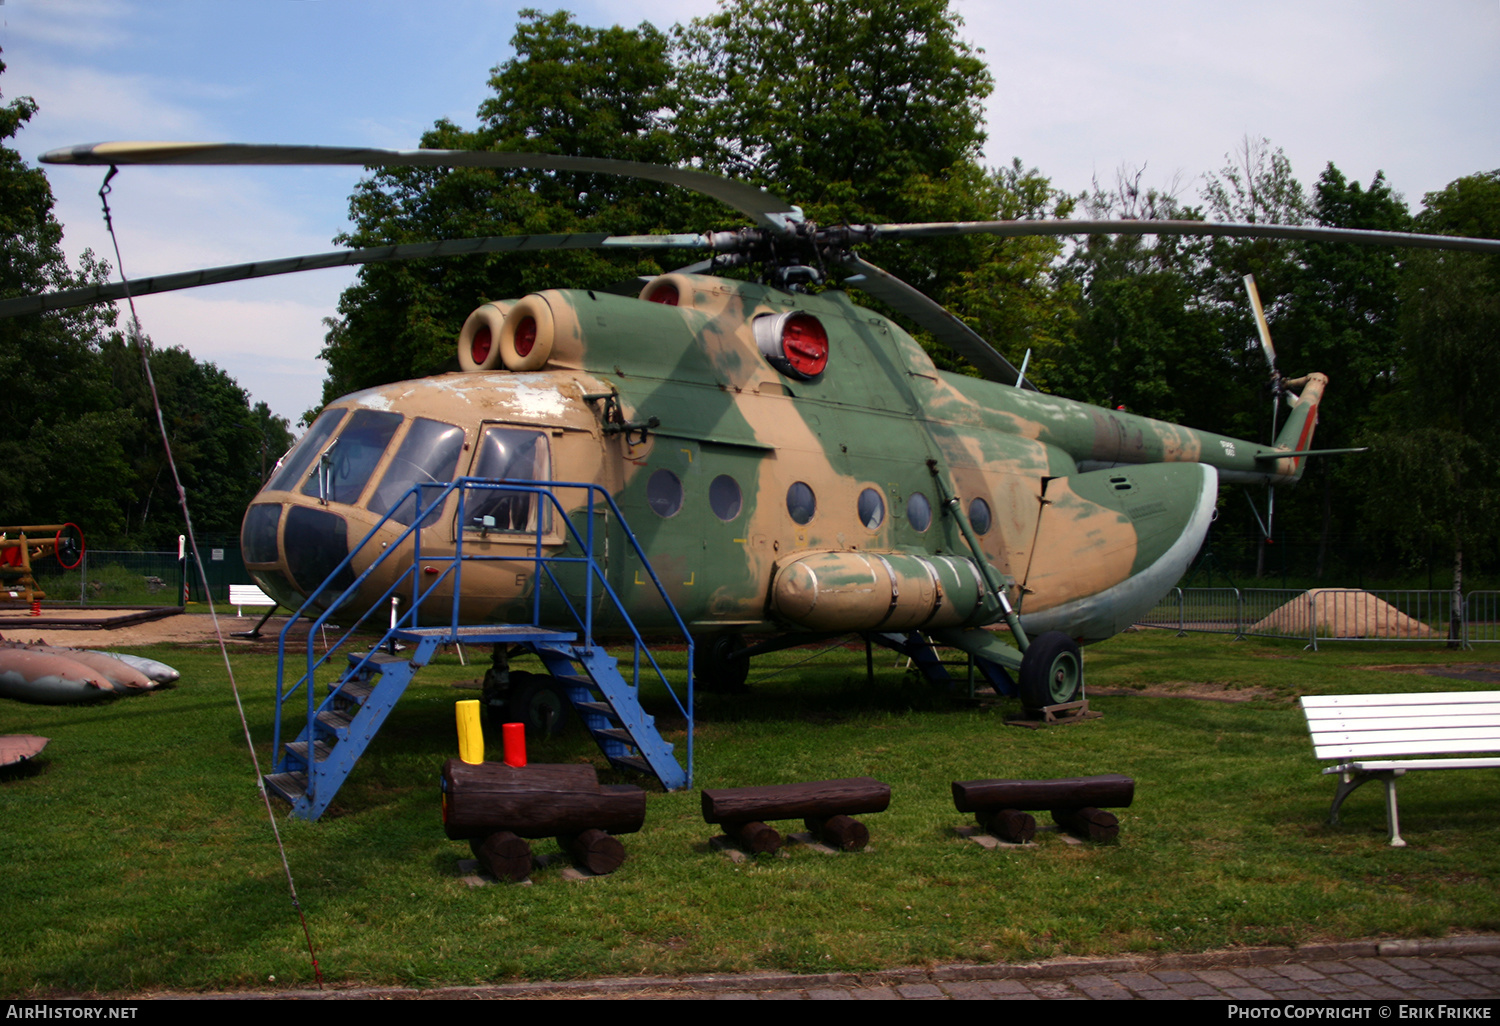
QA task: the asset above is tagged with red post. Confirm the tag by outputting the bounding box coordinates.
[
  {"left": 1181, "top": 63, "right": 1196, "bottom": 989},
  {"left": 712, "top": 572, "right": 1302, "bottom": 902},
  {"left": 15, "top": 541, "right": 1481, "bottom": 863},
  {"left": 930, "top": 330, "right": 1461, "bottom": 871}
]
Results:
[{"left": 502, "top": 722, "right": 527, "bottom": 767}]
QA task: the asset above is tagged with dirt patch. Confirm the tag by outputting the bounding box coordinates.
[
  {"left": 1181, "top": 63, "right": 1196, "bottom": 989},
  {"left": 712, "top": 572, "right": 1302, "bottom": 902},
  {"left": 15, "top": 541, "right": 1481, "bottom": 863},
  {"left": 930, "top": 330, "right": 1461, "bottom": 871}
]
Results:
[
  {"left": 1089, "top": 681, "right": 1283, "bottom": 703},
  {"left": 1361, "top": 663, "right": 1500, "bottom": 685},
  {"left": 0, "top": 612, "right": 314, "bottom": 653}
]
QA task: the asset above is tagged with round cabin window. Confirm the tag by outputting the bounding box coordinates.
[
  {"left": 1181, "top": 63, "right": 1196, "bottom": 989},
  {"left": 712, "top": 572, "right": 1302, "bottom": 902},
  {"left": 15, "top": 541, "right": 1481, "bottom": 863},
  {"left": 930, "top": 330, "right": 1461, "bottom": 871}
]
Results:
[
  {"left": 907, "top": 492, "right": 932, "bottom": 532},
  {"left": 857, "top": 488, "right": 885, "bottom": 529},
  {"left": 969, "top": 497, "right": 992, "bottom": 535},
  {"left": 786, "top": 481, "right": 816, "bottom": 525},
  {"left": 648, "top": 469, "right": 683, "bottom": 518},
  {"left": 709, "top": 475, "right": 742, "bottom": 522}
]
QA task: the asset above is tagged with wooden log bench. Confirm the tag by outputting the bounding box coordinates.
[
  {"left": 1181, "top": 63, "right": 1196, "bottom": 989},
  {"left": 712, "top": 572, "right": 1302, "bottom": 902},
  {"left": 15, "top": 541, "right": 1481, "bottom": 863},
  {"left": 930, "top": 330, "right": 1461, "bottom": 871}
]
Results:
[
  {"left": 701, "top": 777, "right": 891, "bottom": 853},
  {"left": 952, "top": 774, "right": 1135, "bottom": 843},
  {"left": 1301, "top": 691, "right": 1500, "bottom": 847},
  {"left": 440, "top": 759, "right": 646, "bottom": 878}
]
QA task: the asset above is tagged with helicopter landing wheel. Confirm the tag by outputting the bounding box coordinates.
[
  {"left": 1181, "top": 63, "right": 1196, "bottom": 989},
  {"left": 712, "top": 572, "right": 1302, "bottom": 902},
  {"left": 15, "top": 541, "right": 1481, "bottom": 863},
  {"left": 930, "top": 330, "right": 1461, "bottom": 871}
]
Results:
[
  {"left": 505, "top": 672, "right": 573, "bottom": 737},
  {"left": 694, "top": 632, "right": 750, "bottom": 693},
  {"left": 1017, "top": 631, "right": 1083, "bottom": 713}
]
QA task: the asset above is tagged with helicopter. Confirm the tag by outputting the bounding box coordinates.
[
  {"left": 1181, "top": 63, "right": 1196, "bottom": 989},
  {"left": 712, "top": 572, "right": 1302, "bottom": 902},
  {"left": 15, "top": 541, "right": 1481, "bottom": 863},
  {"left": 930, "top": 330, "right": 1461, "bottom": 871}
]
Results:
[{"left": 14, "top": 143, "right": 1500, "bottom": 729}]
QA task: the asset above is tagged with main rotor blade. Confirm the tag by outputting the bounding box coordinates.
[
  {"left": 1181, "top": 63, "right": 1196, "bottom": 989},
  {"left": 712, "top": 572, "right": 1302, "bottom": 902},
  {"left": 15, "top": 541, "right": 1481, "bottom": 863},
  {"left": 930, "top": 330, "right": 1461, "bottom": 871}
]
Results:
[
  {"left": 870, "top": 219, "right": 1500, "bottom": 254},
  {"left": 0, "top": 232, "right": 717, "bottom": 319},
  {"left": 838, "top": 254, "right": 1035, "bottom": 388},
  {"left": 42, "top": 142, "right": 802, "bottom": 232}
]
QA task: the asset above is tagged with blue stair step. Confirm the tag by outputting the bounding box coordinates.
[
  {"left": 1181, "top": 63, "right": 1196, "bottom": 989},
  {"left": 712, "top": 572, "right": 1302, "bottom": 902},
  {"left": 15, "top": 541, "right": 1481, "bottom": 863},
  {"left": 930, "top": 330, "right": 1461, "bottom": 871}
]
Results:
[
  {"left": 329, "top": 678, "right": 374, "bottom": 702},
  {"left": 393, "top": 625, "right": 576, "bottom": 645},
  {"left": 347, "top": 651, "right": 408, "bottom": 668},
  {"left": 285, "top": 739, "right": 333, "bottom": 764},
  {"left": 315, "top": 708, "right": 353, "bottom": 735},
  {"left": 264, "top": 772, "right": 307, "bottom": 804}
]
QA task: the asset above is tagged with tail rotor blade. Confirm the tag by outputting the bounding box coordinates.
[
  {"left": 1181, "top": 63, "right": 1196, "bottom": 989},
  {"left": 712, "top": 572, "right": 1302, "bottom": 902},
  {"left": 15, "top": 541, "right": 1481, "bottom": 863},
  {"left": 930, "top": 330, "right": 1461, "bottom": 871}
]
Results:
[{"left": 1242, "top": 274, "right": 1276, "bottom": 373}]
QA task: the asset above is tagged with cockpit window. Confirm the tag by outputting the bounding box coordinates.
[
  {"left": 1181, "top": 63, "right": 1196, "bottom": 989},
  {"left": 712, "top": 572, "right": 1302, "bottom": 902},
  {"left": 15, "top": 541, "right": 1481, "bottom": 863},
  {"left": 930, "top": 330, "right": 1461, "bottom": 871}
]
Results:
[
  {"left": 464, "top": 427, "right": 552, "bottom": 533},
  {"left": 299, "top": 409, "right": 403, "bottom": 506},
  {"left": 367, "top": 418, "right": 466, "bottom": 527},
  {"left": 264, "top": 408, "right": 346, "bottom": 493}
]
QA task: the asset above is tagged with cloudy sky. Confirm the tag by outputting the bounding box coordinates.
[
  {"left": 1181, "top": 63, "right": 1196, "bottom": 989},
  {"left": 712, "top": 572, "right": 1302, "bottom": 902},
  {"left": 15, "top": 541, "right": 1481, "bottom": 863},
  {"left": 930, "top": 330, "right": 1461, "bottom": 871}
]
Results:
[{"left": 3, "top": 0, "right": 1497, "bottom": 425}]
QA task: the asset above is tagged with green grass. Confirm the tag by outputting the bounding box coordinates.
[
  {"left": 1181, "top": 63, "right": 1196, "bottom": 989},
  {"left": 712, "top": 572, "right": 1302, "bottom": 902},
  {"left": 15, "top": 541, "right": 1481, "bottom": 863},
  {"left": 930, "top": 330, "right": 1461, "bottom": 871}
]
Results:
[{"left": 2, "top": 632, "right": 1499, "bottom": 995}]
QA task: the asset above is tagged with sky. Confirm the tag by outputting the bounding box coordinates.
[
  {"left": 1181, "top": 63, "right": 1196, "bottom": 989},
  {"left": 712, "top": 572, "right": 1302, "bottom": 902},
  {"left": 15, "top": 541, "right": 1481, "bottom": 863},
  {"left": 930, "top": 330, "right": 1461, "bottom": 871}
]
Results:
[{"left": 2, "top": 0, "right": 1497, "bottom": 427}]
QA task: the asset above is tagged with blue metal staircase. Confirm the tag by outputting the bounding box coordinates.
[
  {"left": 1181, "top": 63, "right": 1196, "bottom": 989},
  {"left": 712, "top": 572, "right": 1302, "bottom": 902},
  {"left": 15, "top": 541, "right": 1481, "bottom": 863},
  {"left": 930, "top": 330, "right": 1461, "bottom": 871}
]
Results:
[{"left": 263, "top": 479, "right": 693, "bottom": 820}]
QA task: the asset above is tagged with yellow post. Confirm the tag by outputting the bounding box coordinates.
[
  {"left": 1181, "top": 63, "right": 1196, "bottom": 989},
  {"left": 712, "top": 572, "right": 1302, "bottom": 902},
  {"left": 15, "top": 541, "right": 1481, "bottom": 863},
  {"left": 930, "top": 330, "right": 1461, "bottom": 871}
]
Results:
[{"left": 455, "top": 699, "right": 484, "bottom": 765}]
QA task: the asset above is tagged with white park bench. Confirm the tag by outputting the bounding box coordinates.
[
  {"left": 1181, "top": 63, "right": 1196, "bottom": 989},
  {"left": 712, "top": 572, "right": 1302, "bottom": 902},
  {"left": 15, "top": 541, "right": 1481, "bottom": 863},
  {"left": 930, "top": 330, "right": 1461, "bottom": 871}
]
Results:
[
  {"left": 228, "top": 583, "right": 275, "bottom": 617},
  {"left": 1301, "top": 691, "right": 1500, "bottom": 846}
]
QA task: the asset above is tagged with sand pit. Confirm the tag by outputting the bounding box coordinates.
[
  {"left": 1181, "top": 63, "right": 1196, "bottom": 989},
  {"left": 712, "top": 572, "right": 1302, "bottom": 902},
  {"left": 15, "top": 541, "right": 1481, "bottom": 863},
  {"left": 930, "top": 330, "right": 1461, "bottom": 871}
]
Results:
[
  {"left": 1251, "top": 589, "right": 1440, "bottom": 639},
  {"left": 0, "top": 611, "right": 295, "bottom": 651}
]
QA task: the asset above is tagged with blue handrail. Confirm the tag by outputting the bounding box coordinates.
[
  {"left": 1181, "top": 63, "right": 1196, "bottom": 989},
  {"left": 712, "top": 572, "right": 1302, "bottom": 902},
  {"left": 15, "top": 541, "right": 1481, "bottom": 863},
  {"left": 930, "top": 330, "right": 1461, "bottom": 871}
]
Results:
[{"left": 272, "top": 477, "right": 695, "bottom": 792}]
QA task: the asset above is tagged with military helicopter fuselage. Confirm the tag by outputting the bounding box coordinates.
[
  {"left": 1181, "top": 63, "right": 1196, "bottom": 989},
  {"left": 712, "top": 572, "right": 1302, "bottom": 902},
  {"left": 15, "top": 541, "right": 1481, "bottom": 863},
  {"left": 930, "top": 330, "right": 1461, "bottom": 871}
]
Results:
[
  {"left": 17, "top": 139, "right": 1495, "bottom": 801},
  {"left": 241, "top": 270, "right": 1323, "bottom": 663}
]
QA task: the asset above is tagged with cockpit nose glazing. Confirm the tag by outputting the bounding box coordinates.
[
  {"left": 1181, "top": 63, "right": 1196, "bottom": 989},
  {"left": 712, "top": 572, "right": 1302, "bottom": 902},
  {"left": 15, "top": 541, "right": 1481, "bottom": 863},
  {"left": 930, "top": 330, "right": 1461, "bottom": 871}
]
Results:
[
  {"left": 245, "top": 410, "right": 469, "bottom": 602},
  {"left": 299, "top": 410, "right": 402, "bottom": 506}
]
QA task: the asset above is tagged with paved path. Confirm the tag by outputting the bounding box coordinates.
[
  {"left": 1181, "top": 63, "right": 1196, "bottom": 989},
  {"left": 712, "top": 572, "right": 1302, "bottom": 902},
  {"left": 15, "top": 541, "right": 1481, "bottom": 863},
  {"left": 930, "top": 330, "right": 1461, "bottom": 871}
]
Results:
[{"left": 219, "top": 936, "right": 1500, "bottom": 1000}]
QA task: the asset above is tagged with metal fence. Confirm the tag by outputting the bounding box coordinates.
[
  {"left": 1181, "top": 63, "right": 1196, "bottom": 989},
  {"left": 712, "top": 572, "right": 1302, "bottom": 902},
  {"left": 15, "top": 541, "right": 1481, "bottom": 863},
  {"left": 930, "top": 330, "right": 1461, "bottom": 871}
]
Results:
[
  {"left": 1137, "top": 587, "right": 1474, "bottom": 648},
  {"left": 31, "top": 540, "right": 253, "bottom": 608},
  {"left": 69, "top": 549, "right": 186, "bottom": 607},
  {"left": 1465, "top": 592, "right": 1500, "bottom": 645}
]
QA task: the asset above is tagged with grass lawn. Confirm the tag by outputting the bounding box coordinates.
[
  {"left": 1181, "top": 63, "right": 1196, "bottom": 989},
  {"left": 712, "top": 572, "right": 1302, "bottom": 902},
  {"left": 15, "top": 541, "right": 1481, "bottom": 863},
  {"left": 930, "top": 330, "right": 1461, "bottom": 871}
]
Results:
[{"left": 2, "top": 630, "right": 1498, "bottom": 995}]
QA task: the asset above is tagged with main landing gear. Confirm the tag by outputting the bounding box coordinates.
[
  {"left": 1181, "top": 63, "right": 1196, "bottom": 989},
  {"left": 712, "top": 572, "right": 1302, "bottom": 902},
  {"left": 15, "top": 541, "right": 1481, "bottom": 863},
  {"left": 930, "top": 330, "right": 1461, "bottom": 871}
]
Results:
[
  {"left": 482, "top": 646, "right": 571, "bottom": 736},
  {"left": 1017, "top": 631, "right": 1083, "bottom": 713}
]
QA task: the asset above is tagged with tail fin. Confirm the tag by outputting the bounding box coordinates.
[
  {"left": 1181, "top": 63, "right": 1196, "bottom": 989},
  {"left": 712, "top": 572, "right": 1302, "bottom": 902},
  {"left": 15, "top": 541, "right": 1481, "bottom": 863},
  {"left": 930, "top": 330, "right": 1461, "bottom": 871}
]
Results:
[{"left": 1266, "top": 372, "right": 1328, "bottom": 482}]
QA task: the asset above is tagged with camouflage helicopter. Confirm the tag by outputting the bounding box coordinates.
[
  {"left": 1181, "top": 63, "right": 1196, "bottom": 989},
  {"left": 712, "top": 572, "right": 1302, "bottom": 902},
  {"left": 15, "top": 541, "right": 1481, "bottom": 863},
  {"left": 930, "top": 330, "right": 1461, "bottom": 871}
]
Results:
[{"left": 17, "top": 143, "right": 1500, "bottom": 726}]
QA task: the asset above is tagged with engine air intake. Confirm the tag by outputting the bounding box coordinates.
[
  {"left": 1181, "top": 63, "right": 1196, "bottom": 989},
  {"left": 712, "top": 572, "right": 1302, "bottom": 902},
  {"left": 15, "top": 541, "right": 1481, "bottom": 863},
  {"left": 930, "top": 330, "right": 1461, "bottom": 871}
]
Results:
[
  {"left": 457, "top": 302, "right": 511, "bottom": 371},
  {"left": 755, "top": 311, "right": 828, "bottom": 380},
  {"left": 499, "top": 295, "right": 556, "bottom": 370}
]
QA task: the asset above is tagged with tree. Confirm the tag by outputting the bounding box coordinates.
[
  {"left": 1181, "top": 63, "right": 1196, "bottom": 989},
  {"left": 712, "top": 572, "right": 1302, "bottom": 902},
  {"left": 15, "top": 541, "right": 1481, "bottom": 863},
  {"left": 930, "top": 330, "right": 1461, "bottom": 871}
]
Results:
[
  {"left": 1051, "top": 167, "right": 1226, "bottom": 426},
  {"left": 322, "top": 11, "right": 708, "bottom": 402},
  {"left": 1356, "top": 171, "right": 1500, "bottom": 634},
  {"left": 0, "top": 54, "right": 130, "bottom": 535},
  {"left": 0, "top": 52, "right": 284, "bottom": 548},
  {"left": 1194, "top": 138, "right": 1312, "bottom": 440},
  {"left": 96, "top": 335, "right": 275, "bottom": 547},
  {"left": 674, "top": 0, "right": 990, "bottom": 221},
  {"left": 1275, "top": 164, "right": 1411, "bottom": 578},
  {"left": 252, "top": 401, "right": 294, "bottom": 485},
  {"left": 673, "top": 0, "right": 1075, "bottom": 377},
  {"left": 1058, "top": 148, "right": 1408, "bottom": 581},
  {"left": 936, "top": 160, "right": 1077, "bottom": 383},
  {"left": 321, "top": 2, "right": 1063, "bottom": 394}
]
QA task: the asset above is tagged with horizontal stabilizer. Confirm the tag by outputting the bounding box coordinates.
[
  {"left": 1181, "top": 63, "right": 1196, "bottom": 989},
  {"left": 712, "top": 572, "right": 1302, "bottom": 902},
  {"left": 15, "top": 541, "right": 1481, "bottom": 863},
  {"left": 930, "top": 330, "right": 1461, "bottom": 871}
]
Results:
[{"left": 1254, "top": 446, "right": 1367, "bottom": 461}]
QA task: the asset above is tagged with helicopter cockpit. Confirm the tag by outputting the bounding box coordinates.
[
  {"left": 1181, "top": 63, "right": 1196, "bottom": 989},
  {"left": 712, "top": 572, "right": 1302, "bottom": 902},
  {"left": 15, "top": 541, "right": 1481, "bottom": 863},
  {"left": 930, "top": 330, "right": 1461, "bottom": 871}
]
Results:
[{"left": 243, "top": 390, "right": 565, "bottom": 614}]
